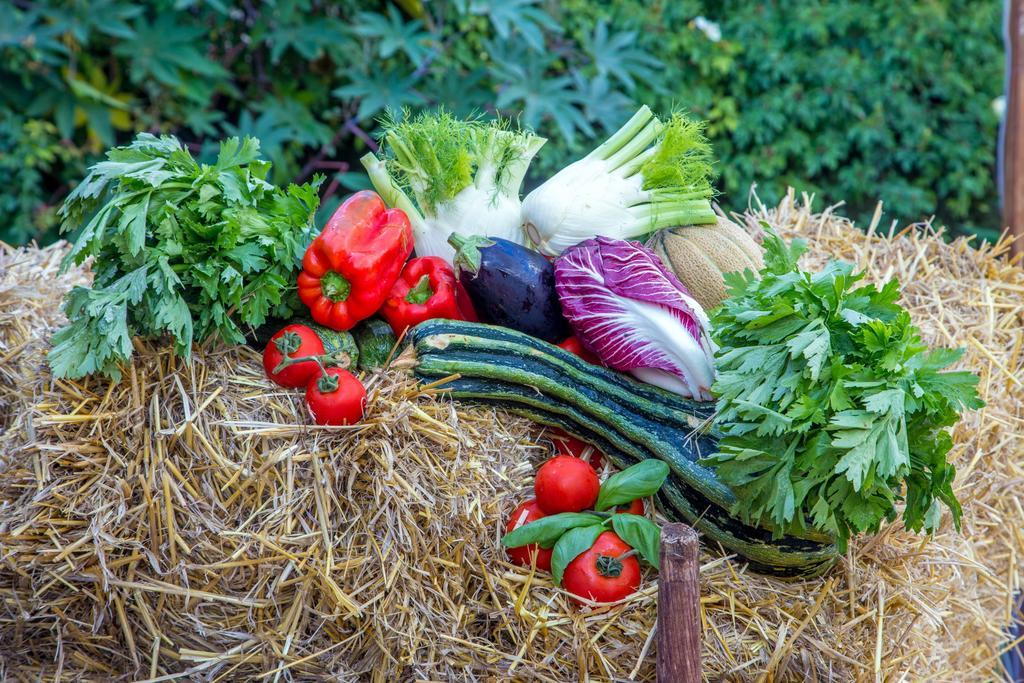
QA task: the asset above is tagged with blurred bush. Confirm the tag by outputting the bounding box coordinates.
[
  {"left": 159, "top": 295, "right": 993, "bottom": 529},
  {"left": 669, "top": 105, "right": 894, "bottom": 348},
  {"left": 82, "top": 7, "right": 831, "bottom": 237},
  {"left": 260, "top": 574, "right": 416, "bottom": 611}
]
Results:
[{"left": 0, "top": 0, "right": 1003, "bottom": 245}]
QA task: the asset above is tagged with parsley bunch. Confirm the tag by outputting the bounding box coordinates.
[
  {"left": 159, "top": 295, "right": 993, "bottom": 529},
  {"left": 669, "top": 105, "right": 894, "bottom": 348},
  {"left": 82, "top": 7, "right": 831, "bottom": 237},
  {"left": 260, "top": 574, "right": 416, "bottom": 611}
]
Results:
[
  {"left": 703, "top": 227, "right": 983, "bottom": 551},
  {"left": 50, "top": 133, "right": 322, "bottom": 380}
]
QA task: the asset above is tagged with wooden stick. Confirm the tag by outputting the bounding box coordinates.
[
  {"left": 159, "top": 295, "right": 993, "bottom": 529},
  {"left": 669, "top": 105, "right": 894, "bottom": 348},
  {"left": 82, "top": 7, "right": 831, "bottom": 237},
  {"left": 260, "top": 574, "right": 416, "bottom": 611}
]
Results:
[
  {"left": 1006, "top": 0, "right": 1024, "bottom": 259},
  {"left": 657, "top": 523, "right": 701, "bottom": 683}
]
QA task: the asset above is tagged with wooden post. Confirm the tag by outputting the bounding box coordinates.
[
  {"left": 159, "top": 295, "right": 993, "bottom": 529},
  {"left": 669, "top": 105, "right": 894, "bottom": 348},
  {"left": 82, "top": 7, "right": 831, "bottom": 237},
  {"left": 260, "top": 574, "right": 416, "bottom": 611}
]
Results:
[
  {"left": 657, "top": 523, "right": 701, "bottom": 683},
  {"left": 1006, "top": 0, "right": 1024, "bottom": 259}
]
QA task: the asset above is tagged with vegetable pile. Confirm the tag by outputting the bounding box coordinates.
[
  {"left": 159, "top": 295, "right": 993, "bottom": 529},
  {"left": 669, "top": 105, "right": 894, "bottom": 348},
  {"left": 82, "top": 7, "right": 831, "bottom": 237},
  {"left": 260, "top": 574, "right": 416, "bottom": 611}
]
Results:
[
  {"left": 410, "top": 319, "right": 837, "bottom": 578},
  {"left": 50, "top": 103, "right": 983, "bottom": 591},
  {"left": 702, "top": 228, "right": 984, "bottom": 549}
]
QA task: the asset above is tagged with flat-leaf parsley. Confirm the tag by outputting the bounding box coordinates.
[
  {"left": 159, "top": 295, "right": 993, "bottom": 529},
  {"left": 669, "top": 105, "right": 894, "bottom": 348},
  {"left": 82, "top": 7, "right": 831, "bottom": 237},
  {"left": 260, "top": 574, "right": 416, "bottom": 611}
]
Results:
[
  {"left": 703, "top": 226, "right": 983, "bottom": 551},
  {"left": 50, "top": 133, "right": 322, "bottom": 380}
]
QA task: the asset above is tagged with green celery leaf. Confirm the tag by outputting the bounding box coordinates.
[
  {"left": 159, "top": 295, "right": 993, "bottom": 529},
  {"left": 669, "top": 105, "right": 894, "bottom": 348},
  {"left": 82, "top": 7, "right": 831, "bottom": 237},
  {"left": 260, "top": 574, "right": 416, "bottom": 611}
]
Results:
[
  {"left": 706, "top": 228, "right": 982, "bottom": 549},
  {"left": 51, "top": 132, "right": 320, "bottom": 381}
]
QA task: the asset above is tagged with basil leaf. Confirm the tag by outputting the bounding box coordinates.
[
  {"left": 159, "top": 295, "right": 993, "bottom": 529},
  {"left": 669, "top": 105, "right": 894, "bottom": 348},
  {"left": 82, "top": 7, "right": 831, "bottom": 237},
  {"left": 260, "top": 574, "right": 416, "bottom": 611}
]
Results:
[
  {"left": 611, "top": 514, "right": 661, "bottom": 568},
  {"left": 501, "top": 512, "right": 603, "bottom": 549},
  {"left": 551, "top": 525, "right": 604, "bottom": 586},
  {"left": 595, "top": 460, "right": 670, "bottom": 511}
]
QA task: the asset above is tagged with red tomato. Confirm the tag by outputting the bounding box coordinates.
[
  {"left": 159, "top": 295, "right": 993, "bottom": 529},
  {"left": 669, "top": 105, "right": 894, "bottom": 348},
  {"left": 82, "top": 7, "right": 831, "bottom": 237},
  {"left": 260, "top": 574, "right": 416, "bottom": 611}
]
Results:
[
  {"left": 562, "top": 531, "right": 641, "bottom": 604},
  {"left": 548, "top": 429, "right": 603, "bottom": 470},
  {"left": 305, "top": 368, "right": 367, "bottom": 425},
  {"left": 557, "top": 335, "right": 601, "bottom": 364},
  {"left": 504, "top": 499, "right": 553, "bottom": 571},
  {"left": 534, "top": 455, "right": 600, "bottom": 514},
  {"left": 263, "top": 324, "right": 325, "bottom": 388},
  {"left": 615, "top": 499, "right": 645, "bottom": 515}
]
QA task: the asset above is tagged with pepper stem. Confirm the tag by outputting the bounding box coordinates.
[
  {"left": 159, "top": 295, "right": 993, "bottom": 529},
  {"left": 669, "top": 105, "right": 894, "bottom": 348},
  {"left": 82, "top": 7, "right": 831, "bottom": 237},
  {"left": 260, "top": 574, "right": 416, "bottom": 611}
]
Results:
[
  {"left": 405, "top": 275, "right": 434, "bottom": 305},
  {"left": 321, "top": 271, "right": 351, "bottom": 302}
]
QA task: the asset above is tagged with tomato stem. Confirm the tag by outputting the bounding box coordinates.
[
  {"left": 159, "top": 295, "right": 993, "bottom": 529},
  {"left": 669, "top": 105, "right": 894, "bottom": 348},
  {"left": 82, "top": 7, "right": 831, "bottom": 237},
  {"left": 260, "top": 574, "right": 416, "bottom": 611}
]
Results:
[
  {"left": 273, "top": 352, "right": 344, "bottom": 375},
  {"left": 274, "top": 331, "right": 302, "bottom": 356},
  {"left": 595, "top": 549, "right": 637, "bottom": 578},
  {"left": 595, "top": 554, "right": 623, "bottom": 577},
  {"left": 317, "top": 371, "right": 340, "bottom": 393}
]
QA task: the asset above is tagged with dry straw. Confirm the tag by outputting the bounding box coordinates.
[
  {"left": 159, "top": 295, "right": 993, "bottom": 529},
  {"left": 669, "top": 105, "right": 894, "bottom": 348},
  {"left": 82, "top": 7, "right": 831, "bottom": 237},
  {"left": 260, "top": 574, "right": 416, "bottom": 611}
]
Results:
[{"left": 0, "top": 189, "right": 1021, "bottom": 681}]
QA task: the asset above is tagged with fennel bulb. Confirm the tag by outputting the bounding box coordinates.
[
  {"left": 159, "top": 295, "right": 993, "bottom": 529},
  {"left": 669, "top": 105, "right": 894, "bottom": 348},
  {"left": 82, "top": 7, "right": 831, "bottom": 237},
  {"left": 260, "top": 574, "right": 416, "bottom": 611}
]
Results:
[
  {"left": 523, "top": 106, "right": 717, "bottom": 256},
  {"left": 361, "top": 110, "right": 545, "bottom": 263}
]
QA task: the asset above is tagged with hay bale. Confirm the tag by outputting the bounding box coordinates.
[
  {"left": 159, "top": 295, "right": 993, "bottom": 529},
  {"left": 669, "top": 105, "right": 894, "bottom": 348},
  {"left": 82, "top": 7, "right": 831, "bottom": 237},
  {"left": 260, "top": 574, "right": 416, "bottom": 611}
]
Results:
[
  {"left": 0, "top": 242, "right": 88, "bottom": 432},
  {"left": 0, "top": 191, "right": 1021, "bottom": 681}
]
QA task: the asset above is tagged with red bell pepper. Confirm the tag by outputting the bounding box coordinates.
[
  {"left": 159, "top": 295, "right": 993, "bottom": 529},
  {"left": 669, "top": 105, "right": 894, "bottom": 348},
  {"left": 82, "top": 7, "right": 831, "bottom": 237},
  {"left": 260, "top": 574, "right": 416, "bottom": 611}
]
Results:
[
  {"left": 298, "top": 191, "right": 413, "bottom": 331},
  {"left": 380, "top": 256, "right": 478, "bottom": 335}
]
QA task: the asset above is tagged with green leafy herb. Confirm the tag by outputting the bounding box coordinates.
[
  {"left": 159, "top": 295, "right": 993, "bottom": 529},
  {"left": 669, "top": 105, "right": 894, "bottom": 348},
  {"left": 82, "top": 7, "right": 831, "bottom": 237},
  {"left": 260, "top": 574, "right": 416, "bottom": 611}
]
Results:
[
  {"left": 594, "top": 460, "right": 669, "bottom": 512},
  {"left": 610, "top": 514, "right": 660, "bottom": 568},
  {"left": 703, "top": 226, "right": 983, "bottom": 551},
  {"left": 50, "top": 133, "right": 322, "bottom": 380},
  {"left": 501, "top": 512, "right": 603, "bottom": 550},
  {"left": 550, "top": 524, "right": 604, "bottom": 586}
]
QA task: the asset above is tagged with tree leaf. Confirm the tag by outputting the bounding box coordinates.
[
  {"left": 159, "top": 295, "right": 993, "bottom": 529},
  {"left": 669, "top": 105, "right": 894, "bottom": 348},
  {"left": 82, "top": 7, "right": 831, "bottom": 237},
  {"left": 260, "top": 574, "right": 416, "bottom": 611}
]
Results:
[
  {"left": 468, "top": 0, "right": 561, "bottom": 53},
  {"left": 351, "top": 5, "right": 434, "bottom": 64},
  {"left": 584, "top": 21, "right": 663, "bottom": 91}
]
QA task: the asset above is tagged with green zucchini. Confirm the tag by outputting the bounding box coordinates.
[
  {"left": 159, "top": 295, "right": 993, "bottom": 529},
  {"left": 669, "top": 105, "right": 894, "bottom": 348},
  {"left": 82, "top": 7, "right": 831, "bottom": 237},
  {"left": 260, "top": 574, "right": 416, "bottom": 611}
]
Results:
[
  {"left": 353, "top": 318, "right": 398, "bottom": 370},
  {"left": 307, "top": 322, "right": 359, "bottom": 370},
  {"left": 247, "top": 317, "right": 359, "bottom": 369},
  {"left": 409, "top": 319, "right": 837, "bottom": 578}
]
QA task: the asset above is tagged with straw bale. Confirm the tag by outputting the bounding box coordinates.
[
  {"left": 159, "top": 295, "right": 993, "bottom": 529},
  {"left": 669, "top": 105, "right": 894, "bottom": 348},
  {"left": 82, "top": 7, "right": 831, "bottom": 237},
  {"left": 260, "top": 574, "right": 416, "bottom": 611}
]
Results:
[
  {"left": 0, "top": 189, "right": 1021, "bottom": 681},
  {"left": 0, "top": 241, "right": 89, "bottom": 432}
]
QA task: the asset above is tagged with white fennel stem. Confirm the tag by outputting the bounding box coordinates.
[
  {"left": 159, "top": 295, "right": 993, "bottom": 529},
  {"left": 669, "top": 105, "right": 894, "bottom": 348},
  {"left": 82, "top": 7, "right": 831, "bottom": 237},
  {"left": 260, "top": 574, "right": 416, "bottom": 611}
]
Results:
[
  {"left": 361, "top": 152, "right": 425, "bottom": 228},
  {"left": 522, "top": 105, "right": 718, "bottom": 256}
]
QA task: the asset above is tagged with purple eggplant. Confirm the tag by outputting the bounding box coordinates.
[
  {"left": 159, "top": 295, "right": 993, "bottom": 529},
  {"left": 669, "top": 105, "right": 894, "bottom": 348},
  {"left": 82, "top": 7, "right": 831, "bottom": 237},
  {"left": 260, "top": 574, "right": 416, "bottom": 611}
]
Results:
[{"left": 448, "top": 233, "right": 570, "bottom": 343}]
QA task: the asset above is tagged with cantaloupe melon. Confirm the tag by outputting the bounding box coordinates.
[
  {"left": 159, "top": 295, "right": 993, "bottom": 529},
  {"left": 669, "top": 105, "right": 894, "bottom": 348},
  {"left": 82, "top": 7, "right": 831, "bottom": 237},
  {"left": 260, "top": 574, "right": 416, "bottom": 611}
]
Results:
[{"left": 647, "top": 217, "right": 764, "bottom": 312}]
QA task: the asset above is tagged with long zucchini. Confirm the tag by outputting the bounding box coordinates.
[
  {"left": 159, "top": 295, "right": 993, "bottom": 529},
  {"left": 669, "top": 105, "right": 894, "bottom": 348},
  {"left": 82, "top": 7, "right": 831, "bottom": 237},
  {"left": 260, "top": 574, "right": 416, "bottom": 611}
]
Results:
[{"left": 410, "top": 319, "right": 837, "bottom": 578}]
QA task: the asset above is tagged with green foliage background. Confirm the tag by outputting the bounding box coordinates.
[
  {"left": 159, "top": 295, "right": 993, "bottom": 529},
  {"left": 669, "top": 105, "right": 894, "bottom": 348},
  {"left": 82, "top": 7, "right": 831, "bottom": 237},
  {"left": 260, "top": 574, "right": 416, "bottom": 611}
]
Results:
[{"left": 1, "top": 0, "right": 1004, "bottom": 245}]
